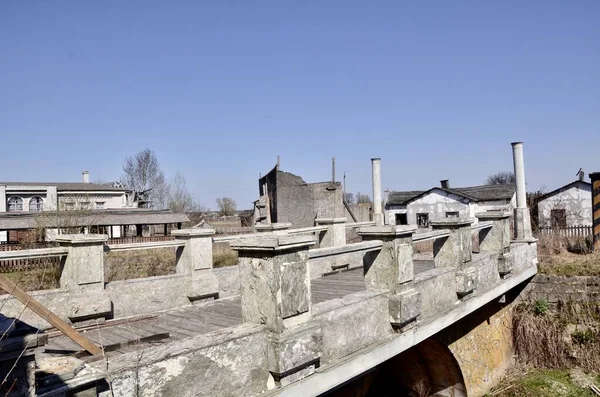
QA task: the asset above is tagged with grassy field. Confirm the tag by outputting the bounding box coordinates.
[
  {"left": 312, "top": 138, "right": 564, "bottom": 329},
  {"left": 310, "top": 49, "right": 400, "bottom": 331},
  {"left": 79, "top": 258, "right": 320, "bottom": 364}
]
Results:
[{"left": 487, "top": 369, "right": 600, "bottom": 397}]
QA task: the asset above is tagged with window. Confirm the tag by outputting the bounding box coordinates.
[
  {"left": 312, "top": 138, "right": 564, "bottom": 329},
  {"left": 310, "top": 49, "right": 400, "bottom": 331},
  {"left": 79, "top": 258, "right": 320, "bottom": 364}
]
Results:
[
  {"left": 29, "top": 196, "right": 44, "bottom": 211},
  {"left": 446, "top": 211, "right": 459, "bottom": 218},
  {"left": 551, "top": 209, "right": 567, "bottom": 228},
  {"left": 416, "top": 213, "right": 429, "bottom": 228},
  {"left": 7, "top": 197, "right": 23, "bottom": 211},
  {"left": 395, "top": 213, "right": 408, "bottom": 225},
  {"left": 80, "top": 201, "right": 91, "bottom": 209},
  {"left": 63, "top": 202, "right": 75, "bottom": 210},
  {"left": 95, "top": 202, "right": 105, "bottom": 209}
]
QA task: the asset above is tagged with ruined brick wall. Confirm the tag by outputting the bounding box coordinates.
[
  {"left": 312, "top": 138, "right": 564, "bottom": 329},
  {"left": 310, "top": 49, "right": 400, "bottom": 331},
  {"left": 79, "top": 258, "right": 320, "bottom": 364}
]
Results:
[{"left": 522, "top": 274, "right": 600, "bottom": 303}]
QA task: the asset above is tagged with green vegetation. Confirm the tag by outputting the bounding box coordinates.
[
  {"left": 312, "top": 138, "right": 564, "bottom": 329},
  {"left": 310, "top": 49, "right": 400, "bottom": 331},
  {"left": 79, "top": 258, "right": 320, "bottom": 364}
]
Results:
[
  {"left": 533, "top": 299, "right": 549, "bottom": 316},
  {"left": 487, "top": 369, "right": 600, "bottom": 397}
]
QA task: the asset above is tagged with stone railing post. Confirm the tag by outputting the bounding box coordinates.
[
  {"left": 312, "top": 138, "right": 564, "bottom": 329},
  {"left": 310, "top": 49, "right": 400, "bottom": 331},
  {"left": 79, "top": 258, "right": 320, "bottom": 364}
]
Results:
[
  {"left": 430, "top": 218, "right": 477, "bottom": 298},
  {"left": 231, "top": 235, "right": 322, "bottom": 386},
  {"left": 315, "top": 218, "right": 346, "bottom": 247},
  {"left": 255, "top": 223, "right": 292, "bottom": 235},
  {"left": 476, "top": 212, "right": 513, "bottom": 277},
  {"left": 358, "top": 225, "right": 421, "bottom": 328},
  {"left": 172, "top": 228, "right": 219, "bottom": 300},
  {"left": 475, "top": 212, "right": 511, "bottom": 253},
  {"left": 56, "top": 235, "right": 108, "bottom": 292}
]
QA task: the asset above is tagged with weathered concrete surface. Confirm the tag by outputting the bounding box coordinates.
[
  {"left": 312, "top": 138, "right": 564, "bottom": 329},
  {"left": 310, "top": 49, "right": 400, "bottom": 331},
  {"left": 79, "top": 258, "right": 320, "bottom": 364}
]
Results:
[
  {"left": 315, "top": 218, "right": 347, "bottom": 247},
  {"left": 414, "top": 267, "right": 457, "bottom": 321},
  {"left": 213, "top": 265, "right": 241, "bottom": 298},
  {"left": 476, "top": 212, "right": 511, "bottom": 253},
  {"left": 56, "top": 234, "right": 108, "bottom": 292},
  {"left": 431, "top": 218, "right": 473, "bottom": 268},
  {"left": 97, "top": 324, "right": 272, "bottom": 397},
  {"left": 308, "top": 241, "right": 382, "bottom": 278},
  {"left": 0, "top": 288, "right": 111, "bottom": 329},
  {"left": 107, "top": 275, "right": 192, "bottom": 318},
  {"left": 313, "top": 290, "right": 393, "bottom": 363}
]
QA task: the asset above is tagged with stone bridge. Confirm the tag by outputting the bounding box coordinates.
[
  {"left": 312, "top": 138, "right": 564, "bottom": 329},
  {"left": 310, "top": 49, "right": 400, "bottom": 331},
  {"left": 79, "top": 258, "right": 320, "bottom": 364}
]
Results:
[{"left": 0, "top": 143, "right": 538, "bottom": 397}]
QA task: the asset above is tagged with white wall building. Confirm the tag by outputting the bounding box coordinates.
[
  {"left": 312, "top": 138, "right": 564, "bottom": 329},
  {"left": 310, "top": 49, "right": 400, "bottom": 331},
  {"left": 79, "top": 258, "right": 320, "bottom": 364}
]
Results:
[
  {"left": 0, "top": 171, "right": 136, "bottom": 242},
  {"left": 385, "top": 181, "right": 516, "bottom": 228},
  {"left": 537, "top": 174, "right": 592, "bottom": 228}
]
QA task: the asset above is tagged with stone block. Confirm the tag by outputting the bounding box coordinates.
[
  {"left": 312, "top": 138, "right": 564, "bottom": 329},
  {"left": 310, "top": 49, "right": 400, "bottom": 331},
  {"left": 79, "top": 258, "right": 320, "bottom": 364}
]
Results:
[
  {"left": 389, "top": 289, "right": 421, "bottom": 327},
  {"left": 67, "top": 292, "right": 112, "bottom": 322},
  {"left": 456, "top": 267, "right": 478, "bottom": 297},
  {"left": 188, "top": 271, "right": 220, "bottom": 301},
  {"left": 431, "top": 218, "right": 473, "bottom": 268},
  {"left": 267, "top": 322, "right": 322, "bottom": 385}
]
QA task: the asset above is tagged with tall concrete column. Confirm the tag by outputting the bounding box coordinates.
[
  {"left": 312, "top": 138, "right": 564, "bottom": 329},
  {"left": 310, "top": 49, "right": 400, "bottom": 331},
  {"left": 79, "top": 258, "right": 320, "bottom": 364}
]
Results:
[
  {"left": 172, "top": 228, "right": 219, "bottom": 300},
  {"left": 56, "top": 235, "right": 108, "bottom": 292},
  {"left": 315, "top": 217, "right": 346, "bottom": 247},
  {"left": 231, "top": 235, "right": 322, "bottom": 386},
  {"left": 511, "top": 142, "right": 533, "bottom": 240},
  {"left": 372, "top": 158, "right": 384, "bottom": 226}
]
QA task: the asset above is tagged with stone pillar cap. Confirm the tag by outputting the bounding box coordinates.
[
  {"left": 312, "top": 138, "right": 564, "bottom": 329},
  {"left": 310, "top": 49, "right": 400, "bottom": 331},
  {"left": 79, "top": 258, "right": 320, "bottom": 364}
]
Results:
[
  {"left": 172, "top": 228, "right": 216, "bottom": 237},
  {"left": 315, "top": 217, "right": 347, "bottom": 224},
  {"left": 230, "top": 234, "right": 314, "bottom": 252},
  {"left": 430, "top": 217, "right": 474, "bottom": 227},
  {"left": 475, "top": 211, "right": 511, "bottom": 219},
  {"left": 357, "top": 225, "right": 417, "bottom": 237},
  {"left": 55, "top": 234, "right": 108, "bottom": 244},
  {"left": 255, "top": 223, "right": 292, "bottom": 231}
]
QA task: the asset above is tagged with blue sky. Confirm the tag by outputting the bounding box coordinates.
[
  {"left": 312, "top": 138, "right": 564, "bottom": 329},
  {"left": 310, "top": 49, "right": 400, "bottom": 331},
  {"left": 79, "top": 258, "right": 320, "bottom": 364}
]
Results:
[{"left": 1, "top": 1, "right": 598, "bottom": 210}]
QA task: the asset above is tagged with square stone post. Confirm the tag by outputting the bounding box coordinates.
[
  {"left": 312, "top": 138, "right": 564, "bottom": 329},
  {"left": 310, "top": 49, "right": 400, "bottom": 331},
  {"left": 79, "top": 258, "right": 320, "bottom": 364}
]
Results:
[
  {"left": 430, "top": 218, "right": 474, "bottom": 268},
  {"left": 475, "top": 212, "right": 511, "bottom": 253},
  {"left": 231, "top": 235, "right": 322, "bottom": 386},
  {"left": 56, "top": 235, "right": 108, "bottom": 292},
  {"left": 172, "top": 228, "right": 219, "bottom": 300},
  {"left": 476, "top": 212, "right": 513, "bottom": 277},
  {"left": 255, "top": 223, "right": 292, "bottom": 235},
  {"left": 315, "top": 217, "right": 346, "bottom": 247},
  {"left": 358, "top": 225, "right": 421, "bottom": 328},
  {"left": 430, "top": 218, "right": 477, "bottom": 298}
]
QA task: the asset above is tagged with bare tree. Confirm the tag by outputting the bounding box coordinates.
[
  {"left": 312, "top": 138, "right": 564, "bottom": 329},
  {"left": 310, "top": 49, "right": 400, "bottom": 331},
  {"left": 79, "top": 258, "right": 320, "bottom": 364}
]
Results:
[
  {"left": 216, "top": 197, "right": 237, "bottom": 217},
  {"left": 356, "top": 192, "right": 372, "bottom": 204},
  {"left": 167, "top": 172, "right": 198, "bottom": 213},
  {"left": 485, "top": 172, "right": 516, "bottom": 185},
  {"left": 343, "top": 192, "right": 355, "bottom": 204},
  {"left": 121, "top": 149, "right": 168, "bottom": 209}
]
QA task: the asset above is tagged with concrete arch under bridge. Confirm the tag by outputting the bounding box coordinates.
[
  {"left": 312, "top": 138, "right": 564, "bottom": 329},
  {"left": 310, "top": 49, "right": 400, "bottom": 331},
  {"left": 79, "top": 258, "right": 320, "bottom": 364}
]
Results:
[{"left": 319, "top": 286, "right": 523, "bottom": 397}]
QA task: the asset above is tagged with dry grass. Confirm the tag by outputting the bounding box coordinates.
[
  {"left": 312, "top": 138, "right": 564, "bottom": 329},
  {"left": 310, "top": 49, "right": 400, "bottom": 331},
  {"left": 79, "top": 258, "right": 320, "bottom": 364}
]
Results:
[
  {"left": 513, "top": 302, "right": 600, "bottom": 373},
  {"left": 213, "top": 242, "right": 239, "bottom": 268},
  {"left": 537, "top": 234, "right": 600, "bottom": 277},
  {"left": 104, "top": 248, "right": 177, "bottom": 282}
]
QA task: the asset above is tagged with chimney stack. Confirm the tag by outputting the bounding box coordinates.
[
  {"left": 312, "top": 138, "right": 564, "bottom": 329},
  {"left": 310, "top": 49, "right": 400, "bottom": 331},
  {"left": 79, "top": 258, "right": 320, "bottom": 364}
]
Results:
[
  {"left": 82, "top": 171, "right": 90, "bottom": 184},
  {"left": 371, "top": 158, "right": 383, "bottom": 226},
  {"left": 440, "top": 179, "right": 450, "bottom": 189},
  {"left": 578, "top": 169, "right": 585, "bottom": 182}
]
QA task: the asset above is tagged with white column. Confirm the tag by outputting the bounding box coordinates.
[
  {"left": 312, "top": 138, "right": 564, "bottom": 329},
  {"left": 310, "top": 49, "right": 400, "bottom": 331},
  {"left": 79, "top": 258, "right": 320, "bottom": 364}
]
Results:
[
  {"left": 372, "top": 158, "right": 383, "bottom": 225},
  {"left": 512, "top": 142, "right": 526, "bottom": 208}
]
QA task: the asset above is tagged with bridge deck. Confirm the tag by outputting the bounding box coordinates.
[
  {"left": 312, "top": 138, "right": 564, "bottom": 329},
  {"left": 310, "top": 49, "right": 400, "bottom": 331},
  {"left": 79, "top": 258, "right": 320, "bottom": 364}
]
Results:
[{"left": 37, "top": 263, "right": 436, "bottom": 359}]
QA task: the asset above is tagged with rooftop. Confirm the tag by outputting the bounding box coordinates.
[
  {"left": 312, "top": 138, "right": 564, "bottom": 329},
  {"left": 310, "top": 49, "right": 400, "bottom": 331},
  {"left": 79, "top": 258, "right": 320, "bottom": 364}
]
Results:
[
  {"left": 387, "top": 183, "right": 515, "bottom": 206},
  {"left": 1, "top": 182, "right": 128, "bottom": 192}
]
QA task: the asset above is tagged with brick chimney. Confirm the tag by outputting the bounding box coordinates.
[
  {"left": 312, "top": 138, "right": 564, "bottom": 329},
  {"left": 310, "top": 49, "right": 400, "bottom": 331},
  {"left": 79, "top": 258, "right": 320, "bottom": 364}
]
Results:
[
  {"left": 440, "top": 179, "right": 450, "bottom": 189},
  {"left": 82, "top": 171, "right": 90, "bottom": 183}
]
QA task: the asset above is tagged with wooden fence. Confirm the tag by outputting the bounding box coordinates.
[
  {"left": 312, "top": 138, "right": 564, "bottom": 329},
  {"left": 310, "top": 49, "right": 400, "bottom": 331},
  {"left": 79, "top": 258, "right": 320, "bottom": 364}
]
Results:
[
  {"left": 0, "top": 243, "right": 62, "bottom": 273},
  {"left": 106, "top": 236, "right": 175, "bottom": 245},
  {"left": 538, "top": 226, "right": 592, "bottom": 238}
]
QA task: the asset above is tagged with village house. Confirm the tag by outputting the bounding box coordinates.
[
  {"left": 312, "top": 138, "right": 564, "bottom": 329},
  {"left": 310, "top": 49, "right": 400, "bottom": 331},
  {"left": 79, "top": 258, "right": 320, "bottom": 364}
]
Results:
[
  {"left": 0, "top": 171, "right": 187, "bottom": 243},
  {"left": 385, "top": 180, "right": 516, "bottom": 228},
  {"left": 536, "top": 169, "right": 592, "bottom": 229}
]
